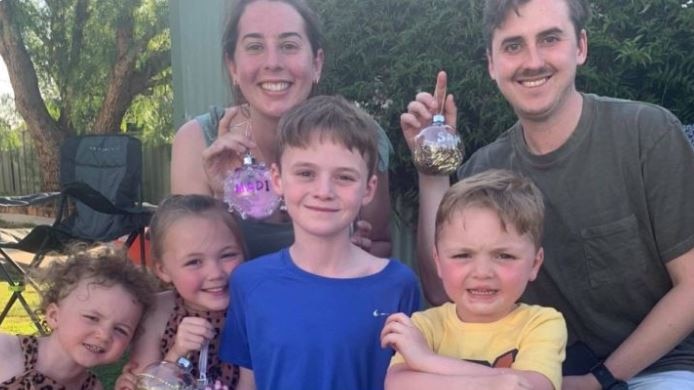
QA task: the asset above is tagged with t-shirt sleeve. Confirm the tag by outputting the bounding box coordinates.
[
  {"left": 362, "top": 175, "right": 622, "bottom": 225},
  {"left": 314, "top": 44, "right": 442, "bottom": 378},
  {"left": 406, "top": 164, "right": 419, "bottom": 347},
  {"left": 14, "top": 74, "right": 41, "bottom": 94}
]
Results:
[
  {"left": 398, "top": 266, "right": 421, "bottom": 316},
  {"left": 456, "top": 129, "right": 514, "bottom": 180},
  {"left": 192, "top": 106, "right": 227, "bottom": 147},
  {"left": 512, "top": 308, "right": 567, "bottom": 390},
  {"left": 641, "top": 110, "right": 694, "bottom": 262},
  {"left": 219, "top": 271, "right": 252, "bottom": 369}
]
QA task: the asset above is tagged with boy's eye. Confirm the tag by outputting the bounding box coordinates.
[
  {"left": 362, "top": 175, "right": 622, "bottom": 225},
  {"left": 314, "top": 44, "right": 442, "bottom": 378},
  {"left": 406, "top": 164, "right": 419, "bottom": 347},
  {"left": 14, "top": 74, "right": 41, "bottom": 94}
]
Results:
[
  {"left": 451, "top": 253, "right": 471, "bottom": 260},
  {"left": 336, "top": 174, "right": 357, "bottom": 182},
  {"left": 221, "top": 251, "right": 241, "bottom": 261},
  {"left": 497, "top": 253, "right": 517, "bottom": 260},
  {"left": 296, "top": 170, "right": 314, "bottom": 178},
  {"left": 114, "top": 327, "right": 130, "bottom": 337},
  {"left": 82, "top": 314, "right": 98, "bottom": 322}
]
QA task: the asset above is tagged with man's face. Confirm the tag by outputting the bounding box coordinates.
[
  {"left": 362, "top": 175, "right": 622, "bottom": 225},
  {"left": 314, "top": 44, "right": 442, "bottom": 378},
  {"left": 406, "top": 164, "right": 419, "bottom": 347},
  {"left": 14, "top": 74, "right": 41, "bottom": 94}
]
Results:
[{"left": 487, "top": 0, "right": 587, "bottom": 122}]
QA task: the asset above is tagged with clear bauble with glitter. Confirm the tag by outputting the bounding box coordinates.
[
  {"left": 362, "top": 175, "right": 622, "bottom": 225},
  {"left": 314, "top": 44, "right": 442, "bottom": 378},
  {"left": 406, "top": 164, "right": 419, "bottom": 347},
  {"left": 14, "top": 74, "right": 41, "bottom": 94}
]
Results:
[
  {"left": 223, "top": 153, "right": 281, "bottom": 219},
  {"left": 135, "top": 358, "right": 195, "bottom": 390},
  {"left": 412, "top": 114, "right": 463, "bottom": 175}
]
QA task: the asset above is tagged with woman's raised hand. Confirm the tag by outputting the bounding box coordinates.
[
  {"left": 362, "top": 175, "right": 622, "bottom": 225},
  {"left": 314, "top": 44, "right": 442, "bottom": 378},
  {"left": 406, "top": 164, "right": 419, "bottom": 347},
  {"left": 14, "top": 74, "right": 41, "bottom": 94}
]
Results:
[{"left": 202, "top": 106, "right": 257, "bottom": 197}]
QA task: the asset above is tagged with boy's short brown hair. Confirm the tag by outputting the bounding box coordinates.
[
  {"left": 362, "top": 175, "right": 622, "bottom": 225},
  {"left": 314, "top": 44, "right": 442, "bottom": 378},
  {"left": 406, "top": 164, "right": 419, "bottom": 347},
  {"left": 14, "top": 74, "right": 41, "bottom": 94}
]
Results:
[
  {"left": 435, "top": 169, "right": 545, "bottom": 247},
  {"left": 275, "top": 95, "right": 379, "bottom": 177}
]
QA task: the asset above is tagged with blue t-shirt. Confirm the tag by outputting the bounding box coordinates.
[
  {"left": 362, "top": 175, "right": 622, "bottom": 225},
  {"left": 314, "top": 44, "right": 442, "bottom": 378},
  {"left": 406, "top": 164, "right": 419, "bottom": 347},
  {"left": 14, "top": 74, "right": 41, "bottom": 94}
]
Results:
[{"left": 220, "top": 248, "right": 420, "bottom": 390}]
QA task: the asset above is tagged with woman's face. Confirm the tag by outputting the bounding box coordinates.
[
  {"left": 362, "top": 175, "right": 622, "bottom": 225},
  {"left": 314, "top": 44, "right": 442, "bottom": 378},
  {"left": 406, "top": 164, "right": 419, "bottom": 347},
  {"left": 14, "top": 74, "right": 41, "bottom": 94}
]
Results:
[{"left": 228, "top": 0, "right": 324, "bottom": 120}]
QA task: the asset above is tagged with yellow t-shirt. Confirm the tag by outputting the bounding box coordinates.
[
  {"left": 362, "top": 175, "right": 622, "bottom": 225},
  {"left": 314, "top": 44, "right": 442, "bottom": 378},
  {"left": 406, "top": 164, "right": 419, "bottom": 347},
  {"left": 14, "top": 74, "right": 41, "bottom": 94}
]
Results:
[{"left": 390, "top": 303, "right": 566, "bottom": 390}]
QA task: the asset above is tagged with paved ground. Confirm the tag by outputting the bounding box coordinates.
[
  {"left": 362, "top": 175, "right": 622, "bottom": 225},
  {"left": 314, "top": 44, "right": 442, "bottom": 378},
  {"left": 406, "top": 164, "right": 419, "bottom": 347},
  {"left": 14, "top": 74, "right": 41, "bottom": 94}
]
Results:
[
  {"left": 0, "top": 214, "right": 61, "bottom": 275},
  {"left": 0, "top": 212, "right": 150, "bottom": 275}
]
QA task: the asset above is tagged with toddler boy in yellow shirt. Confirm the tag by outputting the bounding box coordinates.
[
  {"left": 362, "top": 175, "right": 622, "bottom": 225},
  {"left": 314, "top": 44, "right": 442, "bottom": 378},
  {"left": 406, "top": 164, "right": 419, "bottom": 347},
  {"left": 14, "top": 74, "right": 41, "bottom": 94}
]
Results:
[{"left": 381, "top": 169, "right": 566, "bottom": 390}]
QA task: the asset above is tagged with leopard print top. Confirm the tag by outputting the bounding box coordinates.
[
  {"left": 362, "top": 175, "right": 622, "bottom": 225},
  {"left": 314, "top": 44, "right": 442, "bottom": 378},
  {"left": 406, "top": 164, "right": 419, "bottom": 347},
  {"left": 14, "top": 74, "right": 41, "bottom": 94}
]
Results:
[
  {"left": 0, "top": 335, "right": 99, "bottom": 390},
  {"left": 160, "top": 292, "right": 239, "bottom": 389}
]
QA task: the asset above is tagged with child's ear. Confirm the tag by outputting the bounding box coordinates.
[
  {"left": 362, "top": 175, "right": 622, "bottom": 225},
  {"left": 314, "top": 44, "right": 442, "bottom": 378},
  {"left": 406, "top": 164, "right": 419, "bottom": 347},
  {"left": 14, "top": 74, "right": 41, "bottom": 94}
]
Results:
[
  {"left": 45, "top": 302, "right": 60, "bottom": 329},
  {"left": 529, "top": 247, "right": 544, "bottom": 281},
  {"left": 154, "top": 261, "right": 172, "bottom": 284},
  {"left": 270, "top": 163, "right": 283, "bottom": 195},
  {"left": 433, "top": 245, "right": 444, "bottom": 280},
  {"left": 361, "top": 174, "right": 378, "bottom": 206}
]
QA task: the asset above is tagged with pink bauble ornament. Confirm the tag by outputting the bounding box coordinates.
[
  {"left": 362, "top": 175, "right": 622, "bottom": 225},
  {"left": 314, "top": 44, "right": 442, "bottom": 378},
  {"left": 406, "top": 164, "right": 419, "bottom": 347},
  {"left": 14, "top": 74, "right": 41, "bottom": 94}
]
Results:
[{"left": 224, "top": 153, "right": 280, "bottom": 219}]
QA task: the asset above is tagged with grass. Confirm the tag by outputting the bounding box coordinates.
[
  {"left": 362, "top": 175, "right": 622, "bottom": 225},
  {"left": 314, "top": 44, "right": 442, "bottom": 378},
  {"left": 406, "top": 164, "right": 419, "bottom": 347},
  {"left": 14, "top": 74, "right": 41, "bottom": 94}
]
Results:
[
  {"left": 0, "top": 281, "right": 124, "bottom": 389},
  {"left": 0, "top": 282, "right": 43, "bottom": 334},
  {"left": 0, "top": 219, "right": 37, "bottom": 228}
]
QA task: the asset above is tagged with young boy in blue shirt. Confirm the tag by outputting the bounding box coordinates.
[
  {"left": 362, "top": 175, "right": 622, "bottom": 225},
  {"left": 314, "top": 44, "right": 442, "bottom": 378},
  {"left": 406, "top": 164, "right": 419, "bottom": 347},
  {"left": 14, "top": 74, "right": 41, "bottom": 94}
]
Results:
[
  {"left": 220, "top": 95, "right": 420, "bottom": 390},
  {"left": 382, "top": 170, "right": 567, "bottom": 390}
]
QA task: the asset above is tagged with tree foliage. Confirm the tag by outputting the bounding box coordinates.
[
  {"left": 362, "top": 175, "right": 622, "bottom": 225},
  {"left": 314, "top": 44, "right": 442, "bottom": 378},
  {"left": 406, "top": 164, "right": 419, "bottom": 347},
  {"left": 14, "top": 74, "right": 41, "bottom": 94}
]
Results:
[
  {"left": 0, "top": 0, "right": 170, "bottom": 190},
  {"left": 0, "top": 94, "right": 22, "bottom": 149},
  {"left": 314, "top": 0, "right": 694, "bottom": 214},
  {"left": 581, "top": 0, "right": 694, "bottom": 121}
]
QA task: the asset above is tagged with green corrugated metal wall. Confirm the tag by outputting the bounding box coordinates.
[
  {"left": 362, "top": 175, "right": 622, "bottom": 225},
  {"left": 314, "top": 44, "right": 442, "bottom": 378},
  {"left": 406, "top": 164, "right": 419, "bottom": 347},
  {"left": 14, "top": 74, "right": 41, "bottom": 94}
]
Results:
[{"left": 170, "top": 0, "right": 232, "bottom": 129}]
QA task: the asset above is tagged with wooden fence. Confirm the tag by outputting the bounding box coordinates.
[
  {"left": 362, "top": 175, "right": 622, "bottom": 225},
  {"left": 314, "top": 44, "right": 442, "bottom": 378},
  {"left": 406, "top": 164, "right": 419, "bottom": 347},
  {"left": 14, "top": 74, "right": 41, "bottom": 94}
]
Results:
[
  {"left": 0, "top": 133, "right": 41, "bottom": 196},
  {"left": 0, "top": 132, "right": 171, "bottom": 204}
]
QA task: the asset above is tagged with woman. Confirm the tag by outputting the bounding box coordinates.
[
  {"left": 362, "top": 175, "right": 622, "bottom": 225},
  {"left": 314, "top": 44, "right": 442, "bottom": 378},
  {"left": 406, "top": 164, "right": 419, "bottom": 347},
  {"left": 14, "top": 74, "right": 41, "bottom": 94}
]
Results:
[{"left": 171, "top": 0, "right": 392, "bottom": 258}]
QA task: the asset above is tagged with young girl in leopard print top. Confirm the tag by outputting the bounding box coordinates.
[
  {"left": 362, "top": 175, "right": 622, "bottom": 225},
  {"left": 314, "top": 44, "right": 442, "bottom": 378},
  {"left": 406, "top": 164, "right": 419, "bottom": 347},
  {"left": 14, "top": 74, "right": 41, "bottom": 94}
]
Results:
[
  {"left": 0, "top": 246, "right": 156, "bottom": 390},
  {"left": 116, "top": 195, "right": 247, "bottom": 390}
]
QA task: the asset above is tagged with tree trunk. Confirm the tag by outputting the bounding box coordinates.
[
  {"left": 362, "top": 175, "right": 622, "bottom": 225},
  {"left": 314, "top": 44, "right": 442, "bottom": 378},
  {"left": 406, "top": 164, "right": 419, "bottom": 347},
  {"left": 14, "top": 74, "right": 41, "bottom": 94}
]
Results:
[
  {"left": 94, "top": 54, "right": 137, "bottom": 134},
  {"left": 0, "top": 1, "right": 68, "bottom": 191},
  {"left": 93, "top": 5, "right": 138, "bottom": 134}
]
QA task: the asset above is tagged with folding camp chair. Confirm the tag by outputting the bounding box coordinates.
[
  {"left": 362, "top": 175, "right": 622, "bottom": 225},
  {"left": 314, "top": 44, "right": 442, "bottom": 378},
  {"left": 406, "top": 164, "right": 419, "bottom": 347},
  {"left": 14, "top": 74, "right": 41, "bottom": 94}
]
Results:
[{"left": 0, "top": 135, "right": 152, "bottom": 334}]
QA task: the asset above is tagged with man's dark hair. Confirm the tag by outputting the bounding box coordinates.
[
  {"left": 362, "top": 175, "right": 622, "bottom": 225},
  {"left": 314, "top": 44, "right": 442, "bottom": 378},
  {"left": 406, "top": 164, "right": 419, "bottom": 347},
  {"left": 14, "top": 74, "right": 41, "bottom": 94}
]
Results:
[{"left": 483, "top": 0, "right": 591, "bottom": 49}]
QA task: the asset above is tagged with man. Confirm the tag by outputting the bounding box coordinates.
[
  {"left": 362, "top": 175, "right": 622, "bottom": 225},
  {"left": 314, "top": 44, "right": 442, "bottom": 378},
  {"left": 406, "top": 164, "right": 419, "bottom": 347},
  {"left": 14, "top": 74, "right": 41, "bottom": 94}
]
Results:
[{"left": 401, "top": 0, "right": 694, "bottom": 388}]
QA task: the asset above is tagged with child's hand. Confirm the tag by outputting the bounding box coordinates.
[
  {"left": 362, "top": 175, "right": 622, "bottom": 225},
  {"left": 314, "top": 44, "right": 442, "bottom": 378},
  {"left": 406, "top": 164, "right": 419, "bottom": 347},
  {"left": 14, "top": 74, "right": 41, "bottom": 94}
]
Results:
[
  {"left": 167, "top": 317, "right": 215, "bottom": 361},
  {"left": 115, "top": 362, "right": 139, "bottom": 390},
  {"left": 380, "top": 313, "right": 433, "bottom": 371},
  {"left": 202, "top": 106, "right": 255, "bottom": 196}
]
